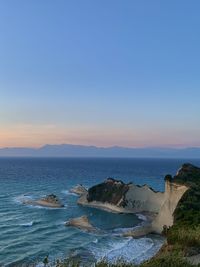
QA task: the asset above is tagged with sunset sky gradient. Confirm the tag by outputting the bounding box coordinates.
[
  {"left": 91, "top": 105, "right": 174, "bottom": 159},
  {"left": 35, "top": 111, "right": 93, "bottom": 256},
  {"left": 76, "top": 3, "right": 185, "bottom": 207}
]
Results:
[{"left": 1, "top": 0, "right": 200, "bottom": 148}]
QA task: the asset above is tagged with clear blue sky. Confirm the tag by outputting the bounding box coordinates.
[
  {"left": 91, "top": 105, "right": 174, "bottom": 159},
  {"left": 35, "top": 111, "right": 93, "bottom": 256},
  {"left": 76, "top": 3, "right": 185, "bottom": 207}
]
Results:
[{"left": 0, "top": 0, "right": 200, "bottom": 148}]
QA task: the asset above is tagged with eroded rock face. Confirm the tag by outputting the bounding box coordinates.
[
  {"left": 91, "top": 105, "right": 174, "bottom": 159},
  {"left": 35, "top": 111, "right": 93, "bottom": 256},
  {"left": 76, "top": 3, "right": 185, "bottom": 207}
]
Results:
[
  {"left": 87, "top": 178, "right": 130, "bottom": 207},
  {"left": 152, "top": 180, "right": 188, "bottom": 233},
  {"left": 151, "top": 164, "right": 200, "bottom": 233},
  {"left": 65, "top": 215, "right": 95, "bottom": 231},
  {"left": 125, "top": 184, "right": 164, "bottom": 213}
]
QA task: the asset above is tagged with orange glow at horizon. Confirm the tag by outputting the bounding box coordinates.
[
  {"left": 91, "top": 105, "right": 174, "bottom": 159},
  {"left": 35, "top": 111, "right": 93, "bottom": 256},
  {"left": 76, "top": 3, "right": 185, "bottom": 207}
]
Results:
[{"left": 0, "top": 124, "right": 199, "bottom": 149}]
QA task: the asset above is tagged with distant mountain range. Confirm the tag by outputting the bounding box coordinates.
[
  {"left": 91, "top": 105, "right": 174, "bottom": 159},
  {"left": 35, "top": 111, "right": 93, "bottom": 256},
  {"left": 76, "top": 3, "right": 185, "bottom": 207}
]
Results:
[{"left": 0, "top": 144, "right": 200, "bottom": 158}]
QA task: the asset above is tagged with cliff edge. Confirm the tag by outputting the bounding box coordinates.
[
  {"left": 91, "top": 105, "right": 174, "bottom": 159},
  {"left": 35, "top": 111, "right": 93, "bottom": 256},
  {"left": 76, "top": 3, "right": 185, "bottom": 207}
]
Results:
[{"left": 77, "top": 164, "right": 200, "bottom": 236}]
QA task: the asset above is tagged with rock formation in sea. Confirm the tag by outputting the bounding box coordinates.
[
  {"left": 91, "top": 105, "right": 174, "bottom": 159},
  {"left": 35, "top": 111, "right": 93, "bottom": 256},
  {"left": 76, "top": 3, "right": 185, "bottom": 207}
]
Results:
[
  {"left": 70, "top": 184, "right": 88, "bottom": 195},
  {"left": 23, "top": 194, "right": 64, "bottom": 208},
  {"left": 76, "top": 164, "right": 200, "bottom": 235},
  {"left": 65, "top": 215, "right": 96, "bottom": 231}
]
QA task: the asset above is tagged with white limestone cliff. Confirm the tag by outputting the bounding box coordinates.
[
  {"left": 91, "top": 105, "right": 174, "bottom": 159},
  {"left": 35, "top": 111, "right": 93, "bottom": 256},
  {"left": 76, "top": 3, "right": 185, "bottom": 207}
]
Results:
[{"left": 152, "top": 180, "right": 188, "bottom": 233}]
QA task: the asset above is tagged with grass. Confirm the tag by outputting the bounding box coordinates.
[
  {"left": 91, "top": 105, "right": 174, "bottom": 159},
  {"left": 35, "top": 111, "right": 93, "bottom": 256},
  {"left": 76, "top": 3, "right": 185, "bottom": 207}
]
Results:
[
  {"left": 140, "top": 254, "right": 197, "bottom": 267},
  {"left": 51, "top": 254, "right": 199, "bottom": 267},
  {"left": 167, "top": 225, "right": 200, "bottom": 248}
]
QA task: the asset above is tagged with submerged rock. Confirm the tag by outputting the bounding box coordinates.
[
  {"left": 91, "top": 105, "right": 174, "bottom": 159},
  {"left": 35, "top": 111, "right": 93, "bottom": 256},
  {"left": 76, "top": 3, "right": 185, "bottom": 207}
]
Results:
[
  {"left": 23, "top": 194, "right": 64, "bottom": 208},
  {"left": 65, "top": 215, "right": 96, "bottom": 231}
]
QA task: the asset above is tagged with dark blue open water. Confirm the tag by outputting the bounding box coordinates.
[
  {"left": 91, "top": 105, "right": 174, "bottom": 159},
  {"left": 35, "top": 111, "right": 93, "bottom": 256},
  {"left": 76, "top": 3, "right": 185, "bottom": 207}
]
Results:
[{"left": 1, "top": 158, "right": 200, "bottom": 266}]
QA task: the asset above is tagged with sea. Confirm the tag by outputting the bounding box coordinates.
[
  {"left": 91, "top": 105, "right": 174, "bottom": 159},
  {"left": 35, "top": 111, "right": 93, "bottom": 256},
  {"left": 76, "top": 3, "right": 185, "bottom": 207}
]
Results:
[{"left": 1, "top": 157, "right": 200, "bottom": 266}]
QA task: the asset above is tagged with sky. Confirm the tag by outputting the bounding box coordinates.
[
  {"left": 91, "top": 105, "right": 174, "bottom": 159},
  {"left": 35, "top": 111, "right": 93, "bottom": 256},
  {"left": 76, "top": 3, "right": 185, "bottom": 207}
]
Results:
[{"left": 0, "top": 0, "right": 200, "bottom": 148}]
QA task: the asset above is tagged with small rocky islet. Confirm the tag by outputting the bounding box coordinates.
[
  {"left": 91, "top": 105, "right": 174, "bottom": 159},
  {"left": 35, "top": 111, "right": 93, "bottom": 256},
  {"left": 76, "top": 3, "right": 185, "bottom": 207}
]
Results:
[
  {"left": 65, "top": 215, "right": 96, "bottom": 232},
  {"left": 22, "top": 193, "right": 64, "bottom": 208}
]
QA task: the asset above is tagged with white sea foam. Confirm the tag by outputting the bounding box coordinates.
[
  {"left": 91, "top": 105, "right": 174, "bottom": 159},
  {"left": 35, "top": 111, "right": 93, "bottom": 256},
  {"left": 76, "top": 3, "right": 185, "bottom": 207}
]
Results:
[
  {"left": 136, "top": 213, "right": 148, "bottom": 221},
  {"left": 87, "top": 236, "right": 162, "bottom": 264},
  {"left": 55, "top": 220, "right": 67, "bottom": 226},
  {"left": 61, "top": 190, "right": 78, "bottom": 196},
  {"left": 14, "top": 194, "right": 34, "bottom": 204},
  {"left": 88, "top": 237, "right": 131, "bottom": 262},
  {"left": 134, "top": 238, "right": 164, "bottom": 264},
  {"left": 20, "top": 221, "right": 34, "bottom": 227},
  {"left": 28, "top": 204, "right": 65, "bottom": 210},
  {"left": 35, "top": 263, "right": 44, "bottom": 267},
  {"left": 111, "top": 226, "right": 138, "bottom": 236}
]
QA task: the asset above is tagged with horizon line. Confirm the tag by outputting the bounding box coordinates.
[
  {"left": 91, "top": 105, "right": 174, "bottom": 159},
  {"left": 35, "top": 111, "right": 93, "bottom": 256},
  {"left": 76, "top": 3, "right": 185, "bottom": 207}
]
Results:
[{"left": 1, "top": 143, "right": 200, "bottom": 150}]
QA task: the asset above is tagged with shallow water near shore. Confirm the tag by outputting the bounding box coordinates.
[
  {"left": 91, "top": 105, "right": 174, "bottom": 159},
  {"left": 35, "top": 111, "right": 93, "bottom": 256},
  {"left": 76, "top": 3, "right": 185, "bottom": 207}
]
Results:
[{"left": 1, "top": 157, "right": 200, "bottom": 266}]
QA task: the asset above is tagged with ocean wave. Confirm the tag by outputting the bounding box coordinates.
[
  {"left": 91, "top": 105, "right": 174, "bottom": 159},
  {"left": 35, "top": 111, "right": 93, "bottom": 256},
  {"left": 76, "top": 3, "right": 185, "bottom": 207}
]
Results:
[
  {"left": 134, "top": 237, "right": 164, "bottom": 264},
  {"left": 61, "top": 190, "right": 78, "bottom": 196},
  {"left": 14, "top": 194, "right": 34, "bottom": 204},
  {"left": 36, "top": 264, "right": 44, "bottom": 267},
  {"left": 88, "top": 236, "right": 157, "bottom": 263},
  {"left": 28, "top": 204, "right": 65, "bottom": 210},
  {"left": 110, "top": 226, "right": 138, "bottom": 236},
  {"left": 136, "top": 213, "right": 147, "bottom": 221},
  {"left": 55, "top": 220, "right": 67, "bottom": 226},
  {"left": 19, "top": 221, "right": 34, "bottom": 227}
]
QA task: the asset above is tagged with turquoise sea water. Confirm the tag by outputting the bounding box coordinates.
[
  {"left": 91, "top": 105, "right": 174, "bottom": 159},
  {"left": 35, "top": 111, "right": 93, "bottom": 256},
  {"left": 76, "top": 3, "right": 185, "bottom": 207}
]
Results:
[{"left": 1, "top": 158, "right": 200, "bottom": 266}]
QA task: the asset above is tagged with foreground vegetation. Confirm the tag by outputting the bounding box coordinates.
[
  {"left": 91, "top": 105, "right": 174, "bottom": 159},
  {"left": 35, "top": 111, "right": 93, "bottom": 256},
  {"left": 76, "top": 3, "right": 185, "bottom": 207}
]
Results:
[
  {"left": 40, "top": 252, "right": 199, "bottom": 267},
  {"left": 166, "top": 164, "right": 200, "bottom": 252},
  {"left": 41, "top": 246, "right": 199, "bottom": 267}
]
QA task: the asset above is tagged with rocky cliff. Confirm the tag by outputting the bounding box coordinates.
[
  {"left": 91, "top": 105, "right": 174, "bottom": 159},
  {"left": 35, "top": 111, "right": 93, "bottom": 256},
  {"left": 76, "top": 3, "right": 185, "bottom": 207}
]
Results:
[
  {"left": 78, "top": 178, "right": 166, "bottom": 214},
  {"left": 125, "top": 184, "right": 164, "bottom": 213},
  {"left": 152, "top": 179, "right": 188, "bottom": 233},
  {"left": 77, "top": 164, "right": 200, "bottom": 234},
  {"left": 87, "top": 178, "right": 130, "bottom": 207}
]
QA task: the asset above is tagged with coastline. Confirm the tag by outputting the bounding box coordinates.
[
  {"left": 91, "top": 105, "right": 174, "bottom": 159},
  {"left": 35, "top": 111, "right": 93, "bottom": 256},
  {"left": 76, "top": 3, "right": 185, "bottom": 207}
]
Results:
[
  {"left": 76, "top": 177, "right": 189, "bottom": 236},
  {"left": 77, "top": 194, "right": 134, "bottom": 214}
]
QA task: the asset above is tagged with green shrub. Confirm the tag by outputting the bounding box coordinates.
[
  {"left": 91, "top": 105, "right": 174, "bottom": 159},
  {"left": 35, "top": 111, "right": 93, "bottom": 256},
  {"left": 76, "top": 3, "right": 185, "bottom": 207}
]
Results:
[
  {"left": 140, "top": 254, "right": 195, "bottom": 267},
  {"left": 167, "top": 225, "right": 200, "bottom": 247}
]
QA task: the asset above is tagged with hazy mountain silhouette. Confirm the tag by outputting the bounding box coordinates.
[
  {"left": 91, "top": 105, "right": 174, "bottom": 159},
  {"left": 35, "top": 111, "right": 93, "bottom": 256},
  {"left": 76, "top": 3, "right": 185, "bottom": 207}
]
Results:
[{"left": 0, "top": 144, "right": 200, "bottom": 158}]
